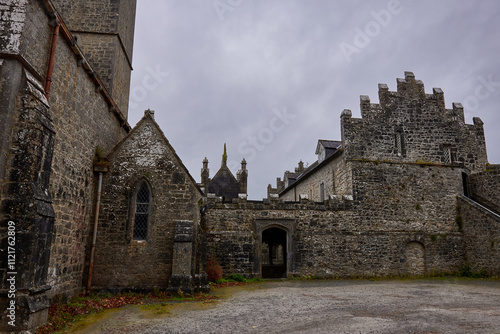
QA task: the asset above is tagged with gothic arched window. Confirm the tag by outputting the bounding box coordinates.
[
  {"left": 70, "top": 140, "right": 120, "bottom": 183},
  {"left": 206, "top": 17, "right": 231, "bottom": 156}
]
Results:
[{"left": 133, "top": 182, "right": 150, "bottom": 240}]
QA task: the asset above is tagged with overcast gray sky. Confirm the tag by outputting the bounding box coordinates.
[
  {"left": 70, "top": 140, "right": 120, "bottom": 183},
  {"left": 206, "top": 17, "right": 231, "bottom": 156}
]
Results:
[{"left": 128, "top": 0, "right": 500, "bottom": 200}]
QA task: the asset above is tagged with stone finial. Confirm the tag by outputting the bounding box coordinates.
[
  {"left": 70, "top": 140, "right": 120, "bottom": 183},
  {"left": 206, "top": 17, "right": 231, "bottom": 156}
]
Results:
[
  {"left": 222, "top": 143, "right": 227, "bottom": 167},
  {"left": 473, "top": 117, "right": 484, "bottom": 126},
  {"left": 144, "top": 109, "right": 155, "bottom": 119},
  {"left": 360, "top": 95, "right": 371, "bottom": 117},
  {"left": 378, "top": 83, "right": 389, "bottom": 108},
  {"left": 404, "top": 71, "right": 415, "bottom": 81},
  {"left": 433, "top": 87, "right": 445, "bottom": 109},
  {"left": 378, "top": 83, "right": 389, "bottom": 91},
  {"left": 452, "top": 103, "right": 465, "bottom": 123},
  {"left": 341, "top": 109, "right": 352, "bottom": 118},
  {"left": 360, "top": 95, "right": 370, "bottom": 103},
  {"left": 295, "top": 160, "right": 304, "bottom": 173},
  {"left": 237, "top": 157, "right": 248, "bottom": 194},
  {"left": 201, "top": 157, "right": 209, "bottom": 186}
]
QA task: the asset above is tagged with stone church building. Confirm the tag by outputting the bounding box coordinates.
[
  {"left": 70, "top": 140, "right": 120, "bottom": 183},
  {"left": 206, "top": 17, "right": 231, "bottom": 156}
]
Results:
[{"left": 0, "top": 1, "right": 499, "bottom": 332}]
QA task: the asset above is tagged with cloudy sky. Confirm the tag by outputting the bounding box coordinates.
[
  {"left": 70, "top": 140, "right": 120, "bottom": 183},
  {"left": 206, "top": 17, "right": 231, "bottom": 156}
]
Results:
[{"left": 128, "top": 0, "right": 500, "bottom": 200}]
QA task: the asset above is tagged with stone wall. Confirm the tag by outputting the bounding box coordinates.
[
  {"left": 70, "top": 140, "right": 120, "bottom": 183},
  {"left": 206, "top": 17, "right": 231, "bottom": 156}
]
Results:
[
  {"left": 458, "top": 196, "right": 500, "bottom": 276},
  {"left": 52, "top": 0, "right": 136, "bottom": 116},
  {"left": 205, "top": 197, "right": 464, "bottom": 278},
  {"left": 46, "top": 29, "right": 129, "bottom": 298},
  {"left": 469, "top": 165, "right": 500, "bottom": 213},
  {"left": 350, "top": 161, "right": 464, "bottom": 234},
  {"left": 0, "top": 0, "right": 131, "bottom": 322},
  {"left": 92, "top": 112, "right": 203, "bottom": 291},
  {"left": 341, "top": 72, "right": 488, "bottom": 172}
]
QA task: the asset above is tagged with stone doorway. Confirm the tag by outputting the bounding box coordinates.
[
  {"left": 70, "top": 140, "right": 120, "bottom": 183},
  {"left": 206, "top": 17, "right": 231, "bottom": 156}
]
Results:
[
  {"left": 406, "top": 241, "right": 425, "bottom": 275},
  {"left": 261, "top": 227, "right": 287, "bottom": 278}
]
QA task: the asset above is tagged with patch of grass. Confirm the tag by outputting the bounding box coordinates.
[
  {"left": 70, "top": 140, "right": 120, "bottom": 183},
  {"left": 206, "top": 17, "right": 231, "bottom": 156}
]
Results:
[
  {"left": 36, "top": 292, "right": 145, "bottom": 334},
  {"left": 430, "top": 234, "right": 438, "bottom": 242},
  {"left": 227, "top": 273, "right": 246, "bottom": 282},
  {"left": 36, "top": 289, "right": 219, "bottom": 334},
  {"left": 458, "top": 263, "right": 490, "bottom": 278},
  {"left": 140, "top": 303, "right": 171, "bottom": 315}
]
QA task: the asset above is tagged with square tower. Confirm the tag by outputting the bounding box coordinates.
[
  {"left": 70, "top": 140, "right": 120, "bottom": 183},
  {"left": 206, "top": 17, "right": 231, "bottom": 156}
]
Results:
[{"left": 52, "top": 0, "right": 137, "bottom": 118}]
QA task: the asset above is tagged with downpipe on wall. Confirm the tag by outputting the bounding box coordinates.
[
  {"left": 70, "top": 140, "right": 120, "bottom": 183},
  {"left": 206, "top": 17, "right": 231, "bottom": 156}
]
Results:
[
  {"left": 44, "top": 17, "right": 60, "bottom": 99},
  {"left": 87, "top": 171, "right": 103, "bottom": 293}
]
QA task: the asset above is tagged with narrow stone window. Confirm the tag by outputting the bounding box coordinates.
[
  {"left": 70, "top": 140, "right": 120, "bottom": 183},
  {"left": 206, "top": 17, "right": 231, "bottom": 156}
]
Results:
[
  {"left": 133, "top": 182, "right": 150, "bottom": 240},
  {"left": 319, "top": 182, "right": 325, "bottom": 202},
  {"left": 331, "top": 169, "right": 336, "bottom": 194},
  {"left": 395, "top": 132, "right": 403, "bottom": 156},
  {"left": 443, "top": 146, "right": 451, "bottom": 164}
]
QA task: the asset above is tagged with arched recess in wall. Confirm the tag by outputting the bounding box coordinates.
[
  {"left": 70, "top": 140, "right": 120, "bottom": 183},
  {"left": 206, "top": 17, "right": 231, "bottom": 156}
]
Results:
[
  {"left": 254, "top": 220, "right": 295, "bottom": 279},
  {"left": 128, "top": 179, "right": 153, "bottom": 241},
  {"left": 405, "top": 241, "right": 425, "bottom": 275}
]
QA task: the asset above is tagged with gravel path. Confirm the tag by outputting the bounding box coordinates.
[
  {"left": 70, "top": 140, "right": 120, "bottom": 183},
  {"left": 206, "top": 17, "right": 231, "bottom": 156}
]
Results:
[{"left": 70, "top": 279, "right": 500, "bottom": 334}]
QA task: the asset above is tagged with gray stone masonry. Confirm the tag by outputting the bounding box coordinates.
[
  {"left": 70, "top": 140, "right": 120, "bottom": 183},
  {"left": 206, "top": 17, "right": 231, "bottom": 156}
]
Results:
[
  {"left": 341, "top": 71, "right": 488, "bottom": 172},
  {"left": 470, "top": 164, "right": 500, "bottom": 213},
  {"left": 52, "top": 0, "right": 136, "bottom": 117},
  {"left": 204, "top": 196, "right": 464, "bottom": 278},
  {"left": 92, "top": 111, "right": 205, "bottom": 292},
  {"left": 458, "top": 195, "right": 500, "bottom": 276},
  {"left": 1, "top": 1, "right": 132, "bottom": 330}
]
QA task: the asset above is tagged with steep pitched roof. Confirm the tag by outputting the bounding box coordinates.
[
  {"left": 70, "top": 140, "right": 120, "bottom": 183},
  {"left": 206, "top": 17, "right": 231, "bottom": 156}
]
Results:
[
  {"left": 107, "top": 109, "right": 203, "bottom": 196},
  {"left": 206, "top": 145, "right": 241, "bottom": 201}
]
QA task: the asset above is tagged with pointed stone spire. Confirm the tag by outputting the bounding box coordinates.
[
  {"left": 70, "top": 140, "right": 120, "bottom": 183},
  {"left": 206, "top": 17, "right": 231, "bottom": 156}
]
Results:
[{"left": 222, "top": 143, "right": 227, "bottom": 167}]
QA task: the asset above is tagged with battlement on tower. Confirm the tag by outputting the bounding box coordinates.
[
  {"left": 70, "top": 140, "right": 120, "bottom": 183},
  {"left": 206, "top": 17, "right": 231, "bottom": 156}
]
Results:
[{"left": 341, "top": 72, "right": 488, "bottom": 171}]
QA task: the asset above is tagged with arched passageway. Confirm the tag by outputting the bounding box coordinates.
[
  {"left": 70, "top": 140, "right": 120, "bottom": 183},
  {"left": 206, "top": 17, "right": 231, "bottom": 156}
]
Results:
[{"left": 262, "top": 227, "right": 287, "bottom": 278}]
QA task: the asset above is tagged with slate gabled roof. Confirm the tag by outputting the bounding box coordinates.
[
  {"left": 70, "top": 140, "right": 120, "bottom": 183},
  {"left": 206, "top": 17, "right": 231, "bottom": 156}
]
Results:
[
  {"left": 279, "top": 140, "right": 343, "bottom": 195},
  {"left": 315, "top": 140, "right": 342, "bottom": 154}
]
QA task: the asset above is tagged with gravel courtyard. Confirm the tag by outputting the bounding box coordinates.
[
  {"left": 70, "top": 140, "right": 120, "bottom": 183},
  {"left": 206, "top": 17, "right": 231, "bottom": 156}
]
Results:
[{"left": 71, "top": 279, "right": 500, "bottom": 334}]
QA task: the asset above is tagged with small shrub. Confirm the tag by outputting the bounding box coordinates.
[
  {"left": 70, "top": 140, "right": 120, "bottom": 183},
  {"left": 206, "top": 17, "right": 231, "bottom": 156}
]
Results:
[
  {"left": 458, "top": 263, "right": 489, "bottom": 278},
  {"left": 227, "top": 273, "right": 246, "bottom": 282},
  {"left": 430, "top": 234, "right": 438, "bottom": 242},
  {"left": 205, "top": 256, "right": 223, "bottom": 282}
]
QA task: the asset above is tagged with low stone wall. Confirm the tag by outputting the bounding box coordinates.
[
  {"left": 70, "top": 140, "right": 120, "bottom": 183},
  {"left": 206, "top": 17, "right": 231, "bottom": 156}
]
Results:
[{"left": 205, "top": 197, "right": 465, "bottom": 279}]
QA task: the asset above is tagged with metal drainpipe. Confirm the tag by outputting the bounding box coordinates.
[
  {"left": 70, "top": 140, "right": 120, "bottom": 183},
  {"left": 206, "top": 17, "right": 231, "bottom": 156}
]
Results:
[
  {"left": 45, "top": 18, "right": 60, "bottom": 99},
  {"left": 87, "top": 172, "right": 103, "bottom": 293}
]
